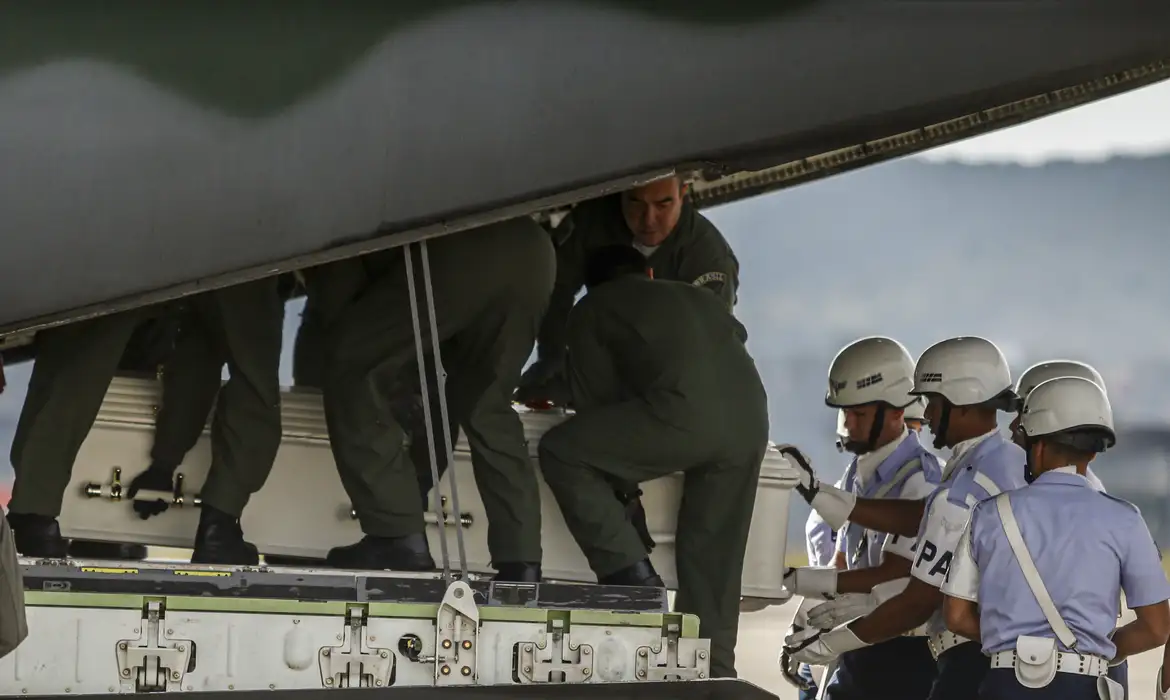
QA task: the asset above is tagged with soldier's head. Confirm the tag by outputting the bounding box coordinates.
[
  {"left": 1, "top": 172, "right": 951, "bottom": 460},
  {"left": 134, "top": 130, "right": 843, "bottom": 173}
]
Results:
[
  {"left": 903, "top": 397, "right": 927, "bottom": 434},
  {"left": 910, "top": 336, "right": 1016, "bottom": 450},
  {"left": 825, "top": 337, "right": 916, "bottom": 455},
  {"left": 584, "top": 245, "right": 652, "bottom": 290},
  {"left": 1009, "top": 360, "right": 1107, "bottom": 449},
  {"left": 1017, "top": 376, "right": 1115, "bottom": 481},
  {"left": 621, "top": 176, "right": 687, "bottom": 247}
]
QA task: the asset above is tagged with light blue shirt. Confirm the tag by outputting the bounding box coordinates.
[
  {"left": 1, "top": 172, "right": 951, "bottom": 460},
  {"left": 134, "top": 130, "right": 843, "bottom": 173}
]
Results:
[
  {"left": 910, "top": 430, "right": 1029, "bottom": 635},
  {"left": 945, "top": 468, "right": 1170, "bottom": 658},
  {"left": 805, "top": 509, "right": 836, "bottom": 568},
  {"left": 837, "top": 430, "right": 943, "bottom": 570}
]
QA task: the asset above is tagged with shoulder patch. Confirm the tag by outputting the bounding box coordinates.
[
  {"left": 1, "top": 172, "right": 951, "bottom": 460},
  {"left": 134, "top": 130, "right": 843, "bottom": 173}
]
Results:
[{"left": 692, "top": 271, "right": 727, "bottom": 287}]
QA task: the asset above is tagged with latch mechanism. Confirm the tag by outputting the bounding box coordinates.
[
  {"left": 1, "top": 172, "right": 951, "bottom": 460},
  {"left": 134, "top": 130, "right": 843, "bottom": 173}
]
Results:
[
  {"left": 116, "top": 599, "right": 194, "bottom": 692},
  {"left": 634, "top": 617, "right": 711, "bottom": 681},
  {"left": 434, "top": 581, "right": 479, "bottom": 685},
  {"left": 319, "top": 605, "right": 394, "bottom": 688},
  {"left": 516, "top": 616, "right": 595, "bottom": 683},
  {"left": 349, "top": 495, "right": 472, "bottom": 528},
  {"left": 84, "top": 468, "right": 202, "bottom": 508}
]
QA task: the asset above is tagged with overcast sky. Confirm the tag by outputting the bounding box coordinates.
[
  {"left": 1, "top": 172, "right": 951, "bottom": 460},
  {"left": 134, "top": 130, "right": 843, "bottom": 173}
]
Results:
[{"left": 919, "top": 80, "right": 1170, "bottom": 164}]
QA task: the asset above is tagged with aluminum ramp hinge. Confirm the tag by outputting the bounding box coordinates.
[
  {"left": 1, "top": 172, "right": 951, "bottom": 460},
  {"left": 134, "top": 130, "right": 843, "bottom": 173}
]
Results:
[
  {"left": 635, "top": 617, "right": 711, "bottom": 681},
  {"left": 318, "top": 604, "right": 394, "bottom": 688},
  {"left": 516, "top": 616, "right": 595, "bottom": 684},
  {"left": 434, "top": 580, "right": 480, "bottom": 685},
  {"left": 115, "top": 599, "right": 194, "bottom": 692}
]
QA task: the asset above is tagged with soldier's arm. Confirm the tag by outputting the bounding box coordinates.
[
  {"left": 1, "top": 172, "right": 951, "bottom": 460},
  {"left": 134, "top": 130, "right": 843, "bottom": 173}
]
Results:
[
  {"left": 839, "top": 471, "right": 939, "bottom": 593},
  {"left": 941, "top": 516, "right": 982, "bottom": 640},
  {"left": 533, "top": 211, "right": 588, "bottom": 366},
  {"left": 676, "top": 233, "right": 739, "bottom": 310},
  {"left": 1113, "top": 511, "right": 1170, "bottom": 662},
  {"left": 842, "top": 497, "right": 927, "bottom": 538},
  {"left": 564, "top": 302, "right": 620, "bottom": 412},
  {"left": 851, "top": 490, "right": 968, "bottom": 643}
]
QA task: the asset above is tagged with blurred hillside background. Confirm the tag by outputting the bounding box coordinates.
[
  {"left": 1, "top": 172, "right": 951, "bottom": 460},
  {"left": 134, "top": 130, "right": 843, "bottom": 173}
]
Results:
[{"left": 2, "top": 82, "right": 1170, "bottom": 554}]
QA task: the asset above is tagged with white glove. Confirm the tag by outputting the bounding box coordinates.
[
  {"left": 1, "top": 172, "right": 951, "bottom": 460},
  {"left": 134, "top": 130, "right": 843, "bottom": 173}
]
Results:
[
  {"left": 775, "top": 444, "right": 856, "bottom": 530},
  {"left": 783, "top": 566, "right": 839, "bottom": 598},
  {"left": 806, "top": 593, "right": 875, "bottom": 629},
  {"left": 784, "top": 625, "right": 869, "bottom": 666},
  {"left": 807, "top": 577, "right": 910, "bottom": 629}
]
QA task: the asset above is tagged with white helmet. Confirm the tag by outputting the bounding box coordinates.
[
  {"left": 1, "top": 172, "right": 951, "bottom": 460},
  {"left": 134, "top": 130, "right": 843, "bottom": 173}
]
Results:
[
  {"left": 910, "top": 336, "right": 1014, "bottom": 407},
  {"left": 1016, "top": 360, "right": 1106, "bottom": 401},
  {"left": 825, "top": 337, "right": 916, "bottom": 409},
  {"left": 1020, "top": 376, "right": 1116, "bottom": 451},
  {"left": 903, "top": 396, "right": 927, "bottom": 422}
]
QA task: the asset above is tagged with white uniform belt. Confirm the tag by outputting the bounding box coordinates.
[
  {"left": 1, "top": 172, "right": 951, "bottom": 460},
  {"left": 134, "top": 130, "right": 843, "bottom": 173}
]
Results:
[
  {"left": 928, "top": 630, "right": 972, "bottom": 659},
  {"left": 990, "top": 650, "right": 1108, "bottom": 677}
]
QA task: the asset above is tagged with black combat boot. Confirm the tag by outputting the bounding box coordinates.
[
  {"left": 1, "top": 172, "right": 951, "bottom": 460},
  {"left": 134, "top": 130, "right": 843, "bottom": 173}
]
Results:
[
  {"left": 493, "top": 562, "right": 542, "bottom": 583},
  {"left": 324, "top": 533, "right": 436, "bottom": 571},
  {"left": 598, "top": 558, "right": 665, "bottom": 588},
  {"left": 190, "top": 506, "right": 259, "bottom": 566},
  {"left": 6, "top": 512, "right": 70, "bottom": 558}
]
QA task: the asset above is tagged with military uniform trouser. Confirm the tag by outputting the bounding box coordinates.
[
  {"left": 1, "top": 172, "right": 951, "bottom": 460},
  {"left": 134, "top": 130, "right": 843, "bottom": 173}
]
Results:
[
  {"left": 927, "top": 641, "right": 990, "bottom": 700},
  {"left": 293, "top": 308, "right": 460, "bottom": 511},
  {"left": 0, "top": 510, "right": 28, "bottom": 658},
  {"left": 320, "top": 272, "right": 544, "bottom": 565},
  {"left": 824, "top": 637, "right": 936, "bottom": 700},
  {"left": 150, "top": 279, "right": 284, "bottom": 518},
  {"left": 9, "top": 310, "right": 147, "bottom": 517},
  {"left": 537, "top": 400, "right": 767, "bottom": 680},
  {"left": 979, "top": 668, "right": 1102, "bottom": 699}
]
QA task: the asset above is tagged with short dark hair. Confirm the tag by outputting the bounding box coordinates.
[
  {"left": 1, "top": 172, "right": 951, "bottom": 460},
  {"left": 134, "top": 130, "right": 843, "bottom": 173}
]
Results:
[{"left": 584, "top": 245, "right": 650, "bottom": 290}]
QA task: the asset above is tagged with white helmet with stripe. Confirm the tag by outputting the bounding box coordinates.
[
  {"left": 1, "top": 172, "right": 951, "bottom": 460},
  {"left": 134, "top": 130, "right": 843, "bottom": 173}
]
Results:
[
  {"left": 825, "top": 336, "right": 916, "bottom": 410},
  {"left": 910, "top": 336, "right": 1015, "bottom": 407}
]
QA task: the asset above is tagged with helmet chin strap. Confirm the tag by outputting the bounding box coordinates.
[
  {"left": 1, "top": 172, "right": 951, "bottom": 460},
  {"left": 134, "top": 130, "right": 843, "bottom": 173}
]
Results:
[
  {"left": 931, "top": 402, "right": 952, "bottom": 451},
  {"left": 1023, "top": 440, "right": 1039, "bottom": 483}
]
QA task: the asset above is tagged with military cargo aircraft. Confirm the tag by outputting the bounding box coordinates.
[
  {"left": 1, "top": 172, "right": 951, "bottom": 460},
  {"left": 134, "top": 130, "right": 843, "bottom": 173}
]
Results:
[{"left": 1, "top": 2, "right": 1169, "bottom": 699}]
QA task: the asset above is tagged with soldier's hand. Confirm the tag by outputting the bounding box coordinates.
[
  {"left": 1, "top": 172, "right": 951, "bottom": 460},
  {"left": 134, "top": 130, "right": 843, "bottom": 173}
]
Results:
[
  {"left": 515, "top": 363, "right": 571, "bottom": 408},
  {"left": 125, "top": 466, "right": 175, "bottom": 519},
  {"left": 783, "top": 625, "right": 868, "bottom": 666},
  {"left": 773, "top": 444, "right": 820, "bottom": 503},
  {"left": 806, "top": 593, "right": 876, "bottom": 629}
]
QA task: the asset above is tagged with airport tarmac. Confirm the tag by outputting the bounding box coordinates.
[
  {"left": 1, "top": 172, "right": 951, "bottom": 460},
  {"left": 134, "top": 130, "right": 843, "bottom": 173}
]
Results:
[{"left": 735, "top": 600, "right": 1164, "bottom": 698}]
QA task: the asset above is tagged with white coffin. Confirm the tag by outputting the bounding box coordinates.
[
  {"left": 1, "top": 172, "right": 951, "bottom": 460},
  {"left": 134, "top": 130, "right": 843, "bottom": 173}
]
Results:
[{"left": 59, "top": 376, "right": 798, "bottom": 598}]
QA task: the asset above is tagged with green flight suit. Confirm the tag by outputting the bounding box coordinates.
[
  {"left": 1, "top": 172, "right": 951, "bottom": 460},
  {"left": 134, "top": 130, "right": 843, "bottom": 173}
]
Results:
[
  {"left": 149, "top": 279, "right": 285, "bottom": 517},
  {"left": 538, "top": 275, "right": 769, "bottom": 680},
  {"left": 293, "top": 302, "right": 459, "bottom": 507},
  {"left": 523, "top": 195, "right": 739, "bottom": 392},
  {"left": 9, "top": 308, "right": 152, "bottom": 518},
  {"left": 306, "top": 217, "right": 554, "bottom": 565},
  {"left": 8, "top": 280, "right": 282, "bottom": 520}
]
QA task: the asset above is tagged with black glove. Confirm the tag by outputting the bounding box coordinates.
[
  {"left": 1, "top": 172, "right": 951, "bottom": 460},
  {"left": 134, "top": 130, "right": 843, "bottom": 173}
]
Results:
[
  {"left": 775, "top": 444, "right": 821, "bottom": 504},
  {"left": 125, "top": 466, "right": 176, "bottom": 519},
  {"left": 515, "top": 359, "right": 571, "bottom": 406}
]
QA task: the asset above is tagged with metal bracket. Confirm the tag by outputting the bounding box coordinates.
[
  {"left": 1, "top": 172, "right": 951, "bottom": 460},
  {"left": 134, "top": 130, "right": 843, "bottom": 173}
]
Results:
[
  {"left": 84, "top": 467, "right": 202, "bottom": 508},
  {"left": 434, "top": 580, "right": 479, "bottom": 685},
  {"left": 319, "top": 605, "right": 394, "bottom": 688},
  {"left": 635, "top": 619, "right": 710, "bottom": 681},
  {"left": 516, "top": 618, "right": 594, "bottom": 684},
  {"left": 116, "top": 600, "right": 194, "bottom": 692},
  {"left": 349, "top": 495, "right": 472, "bottom": 528}
]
